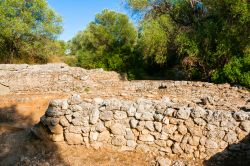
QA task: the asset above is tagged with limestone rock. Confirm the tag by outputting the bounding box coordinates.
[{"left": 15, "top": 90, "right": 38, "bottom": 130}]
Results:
[
  {"left": 90, "top": 108, "right": 99, "bottom": 124},
  {"left": 172, "top": 143, "right": 183, "bottom": 154},
  {"left": 154, "top": 122, "right": 162, "bottom": 132},
  {"left": 100, "top": 111, "right": 113, "bottom": 121},
  {"left": 112, "top": 136, "right": 127, "bottom": 146},
  {"left": 127, "top": 106, "right": 136, "bottom": 117},
  {"left": 114, "top": 111, "right": 127, "bottom": 120},
  {"left": 127, "top": 140, "right": 137, "bottom": 147},
  {"left": 130, "top": 118, "right": 138, "bottom": 128},
  {"left": 139, "top": 134, "right": 155, "bottom": 142},
  {"left": 205, "top": 139, "right": 218, "bottom": 149},
  {"left": 178, "top": 124, "right": 187, "bottom": 135},
  {"left": 194, "top": 118, "right": 207, "bottom": 126},
  {"left": 96, "top": 121, "right": 105, "bottom": 132},
  {"left": 240, "top": 121, "right": 250, "bottom": 132},
  {"left": 65, "top": 133, "right": 83, "bottom": 145},
  {"left": 89, "top": 132, "right": 99, "bottom": 142},
  {"left": 145, "top": 121, "right": 155, "bottom": 131},
  {"left": 52, "top": 133, "right": 64, "bottom": 142},
  {"left": 156, "top": 157, "right": 171, "bottom": 166},
  {"left": 154, "top": 113, "right": 164, "bottom": 122},
  {"left": 68, "top": 94, "right": 82, "bottom": 105},
  {"left": 46, "top": 107, "right": 64, "bottom": 117},
  {"left": 176, "top": 107, "right": 191, "bottom": 120},
  {"left": 191, "top": 107, "right": 207, "bottom": 118},
  {"left": 98, "top": 130, "right": 110, "bottom": 142},
  {"left": 110, "top": 123, "right": 126, "bottom": 135},
  {"left": 141, "top": 112, "right": 154, "bottom": 121},
  {"left": 223, "top": 130, "right": 238, "bottom": 144},
  {"left": 60, "top": 117, "right": 70, "bottom": 127},
  {"left": 233, "top": 112, "right": 249, "bottom": 121},
  {"left": 48, "top": 124, "right": 63, "bottom": 134}
]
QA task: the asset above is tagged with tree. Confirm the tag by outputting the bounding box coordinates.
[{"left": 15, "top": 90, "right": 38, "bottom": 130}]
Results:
[
  {"left": 0, "top": 0, "right": 62, "bottom": 63},
  {"left": 70, "top": 9, "right": 138, "bottom": 72},
  {"left": 125, "top": 0, "right": 250, "bottom": 87}
]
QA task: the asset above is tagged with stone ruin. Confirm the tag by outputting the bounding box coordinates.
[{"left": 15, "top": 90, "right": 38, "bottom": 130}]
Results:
[
  {"left": 1, "top": 63, "right": 249, "bottom": 165},
  {"left": 33, "top": 94, "right": 250, "bottom": 165}
]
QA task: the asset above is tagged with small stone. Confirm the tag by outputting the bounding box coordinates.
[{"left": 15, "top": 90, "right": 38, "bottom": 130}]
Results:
[
  {"left": 89, "top": 108, "right": 99, "bottom": 124},
  {"left": 96, "top": 121, "right": 105, "bottom": 132},
  {"left": 191, "top": 107, "right": 207, "bottom": 118},
  {"left": 93, "top": 97, "right": 103, "bottom": 105},
  {"left": 223, "top": 130, "right": 238, "bottom": 144},
  {"left": 156, "top": 156, "right": 171, "bottom": 166},
  {"left": 127, "top": 140, "right": 137, "bottom": 147},
  {"left": 50, "top": 118, "right": 60, "bottom": 126},
  {"left": 162, "top": 117, "right": 170, "bottom": 125},
  {"left": 170, "top": 133, "right": 183, "bottom": 143},
  {"left": 154, "top": 113, "right": 164, "bottom": 122},
  {"left": 60, "top": 117, "right": 70, "bottom": 127},
  {"left": 139, "top": 134, "right": 155, "bottom": 142},
  {"left": 240, "top": 121, "right": 250, "bottom": 132},
  {"left": 166, "top": 140, "right": 173, "bottom": 147},
  {"left": 71, "top": 105, "right": 83, "bottom": 112},
  {"left": 68, "top": 94, "right": 82, "bottom": 105},
  {"left": 62, "top": 100, "right": 69, "bottom": 110},
  {"left": 65, "top": 133, "right": 83, "bottom": 145},
  {"left": 46, "top": 107, "right": 64, "bottom": 117},
  {"left": 135, "top": 112, "right": 142, "bottom": 119},
  {"left": 194, "top": 118, "right": 207, "bottom": 126},
  {"left": 100, "top": 111, "right": 113, "bottom": 121},
  {"left": 176, "top": 107, "right": 191, "bottom": 120},
  {"left": 145, "top": 121, "right": 155, "bottom": 131},
  {"left": 82, "top": 126, "right": 90, "bottom": 133},
  {"left": 205, "top": 139, "right": 218, "bottom": 149},
  {"left": 127, "top": 106, "right": 136, "bottom": 117},
  {"left": 110, "top": 123, "right": 126, "bottom": 135},
  {"left": 233, "top": 112, "right": 249, "bottom": 121},
  {"left": 49, "top": 124, "right": 63, "bottom": 134},
  {"left": 98, "top": 130, "right": 110, "bottom": 142},
  {"left": 164, "top": 108, "right": 175, "bottom": 116},
  {"left": 155, "top": 140, "right": 167, "bottom": 147},
  {"left": 114, "top": 111, "right": 127, "bottom": 120},
  {"left": 154, "top": 122, "right": 163, "bottom": 132},
  {"left": 130, "top": 118, "right": 138, "bottom": 128},
  {"left": 112, "top": 135, "right": 127, "bottom": 146},
  {"left": 172, "top": 143, "right": 183, "bottom": 154},
  {"left": 162, "top": 124, "right": 177, "bottom": 134},
  {"left": 178, "top": 124, "right": 187, "bottom": 135},
  {"left": 188, "top": 136, "right": 200, "bottom": 146},
  {"left": 89, "top": 132, "right": 99, "bottom": 142},
  {"left": 125, "top": 128, "right": 135, "bottom": 140},
  {"left": 52, "top": 133, "right": 64, "bottom": 142},
  {"left": 141, "top": 112, "right": 154, "bottom": 121},
  {"left": 68, "top": 125, "right": 82, "bottom": 134}
]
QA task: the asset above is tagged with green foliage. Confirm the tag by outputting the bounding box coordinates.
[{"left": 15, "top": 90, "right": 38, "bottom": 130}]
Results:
[
  {"left": 125, "top": 0, "right": 250, "bottom": 87},
  {"left": 0, "top": 0, "right": 62, "bottom": 63},
  {"left": 138, "top": 15, "right": 174, "bottom": 65},
  {"left": 70, "top": 9, "right": 138, "bottom": 73}
]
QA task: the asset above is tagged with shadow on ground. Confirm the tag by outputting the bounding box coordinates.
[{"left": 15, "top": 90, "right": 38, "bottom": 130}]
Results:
[
  {"left": 0, "top": 105, "right": 68, "bottom": 166},
  {"left": 204, "top": 134, "right": 250, "bottom": 166}
]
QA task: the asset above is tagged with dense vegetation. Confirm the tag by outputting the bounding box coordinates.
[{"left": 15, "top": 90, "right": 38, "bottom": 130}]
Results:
[
  {"left": 0, "top": 0, "right": 249, "bottom": 88},
  {"left": 0, "top": 0, "right": 66, "bottom": 63}
]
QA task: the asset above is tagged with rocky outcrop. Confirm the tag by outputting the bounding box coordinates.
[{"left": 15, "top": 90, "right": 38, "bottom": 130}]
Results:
[{"left": 33, "top": 94, "right": 250, "bottom": 161}]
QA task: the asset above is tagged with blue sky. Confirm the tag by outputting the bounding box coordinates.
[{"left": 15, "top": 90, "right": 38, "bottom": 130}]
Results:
[{"left": 47, "top": 0, "right": 127, "bottom": 41}]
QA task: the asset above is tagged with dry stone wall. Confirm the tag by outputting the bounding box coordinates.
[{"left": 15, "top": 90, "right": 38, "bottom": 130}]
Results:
[{"left": 33, "top": 94, "right": 250, "bottom": 160}]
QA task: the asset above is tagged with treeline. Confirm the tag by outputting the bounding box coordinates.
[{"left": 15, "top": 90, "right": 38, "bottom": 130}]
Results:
[
  {"left": 0, "top": 0, "right": 249, "bottom": 88},
  {"left": 0, "top": 0, "right": 68, "bottom": 63},
  {"left": 70, "top": 0, "right": 249, "bottom": 88}
]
